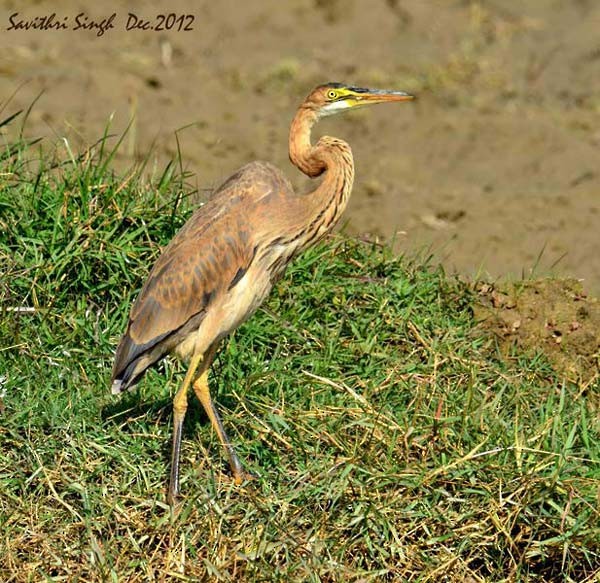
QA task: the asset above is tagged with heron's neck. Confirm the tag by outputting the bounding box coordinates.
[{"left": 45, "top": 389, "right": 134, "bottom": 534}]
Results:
[
  {"left": 289, "top": 107, "right": 327, "bottom": 177},
  {"left": 288, "top": 107, "right": 355, "bottom": 239}
]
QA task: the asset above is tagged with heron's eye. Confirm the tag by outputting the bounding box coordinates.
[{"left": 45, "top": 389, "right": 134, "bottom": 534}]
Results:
[{"left": 327, "top": 90, "right": 338, "bottom": 100}]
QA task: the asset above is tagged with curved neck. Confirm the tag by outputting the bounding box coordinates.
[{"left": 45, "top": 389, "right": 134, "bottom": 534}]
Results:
[
  {"left": 289, "top": 106, "right": 326, "bottom": 177},
  {"left": 288, "top": 106, "right": 355, "bottom": 245}
]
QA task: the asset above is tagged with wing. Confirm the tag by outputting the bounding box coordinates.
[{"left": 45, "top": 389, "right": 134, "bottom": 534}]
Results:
[{"left": 111, "top": 162, "right": 286, "bottom": 392}]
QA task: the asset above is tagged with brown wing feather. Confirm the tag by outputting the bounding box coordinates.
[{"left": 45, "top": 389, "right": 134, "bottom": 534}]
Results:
[{"left": 111, "top": 162, "right": 288, "bottom": 391}]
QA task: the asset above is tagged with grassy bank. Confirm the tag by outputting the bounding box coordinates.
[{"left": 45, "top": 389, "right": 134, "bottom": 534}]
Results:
[{"left": 0, "top": 125, "right": 598, "bottom": 582}]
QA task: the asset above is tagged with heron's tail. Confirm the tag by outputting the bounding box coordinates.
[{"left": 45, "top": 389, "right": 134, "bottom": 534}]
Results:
[
  {"left": 111, "top": 377, "right": 129, "bottom": 395},
  {"left": 111, "top": 361, "right": 141, "bottom": 394},
  {"left": 110, "top": 332, "right": 156, "bottom": 394}
]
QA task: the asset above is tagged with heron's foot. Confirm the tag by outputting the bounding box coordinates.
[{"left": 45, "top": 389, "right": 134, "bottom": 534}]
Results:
[
  {"left": 167, "top": 487, "right": 181, "bottom": 507},
  {"left": 232, "top": 468, "right": 257, "bottom": 485}
]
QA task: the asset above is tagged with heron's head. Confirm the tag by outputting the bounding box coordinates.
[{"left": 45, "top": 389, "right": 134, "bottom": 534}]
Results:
[{"left": 306, "top": 82, "right": 415, "bottom": 118}]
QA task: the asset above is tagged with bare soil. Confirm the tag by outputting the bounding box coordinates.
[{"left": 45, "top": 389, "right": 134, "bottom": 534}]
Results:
[
  {"left": 474, "top": 279, "right": 599, "bottom": 385},
  {"left": 1, "top": 0, "right": 599, "bottom": 292}
]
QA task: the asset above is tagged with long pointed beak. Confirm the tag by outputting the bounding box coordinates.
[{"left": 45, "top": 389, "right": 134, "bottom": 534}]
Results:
[{"left": 356, "top": 88, "right": 415, "bottom": 104}]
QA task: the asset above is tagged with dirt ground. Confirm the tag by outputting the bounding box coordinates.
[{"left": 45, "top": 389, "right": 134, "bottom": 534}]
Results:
[
  {"left": 474, "top": 278, "right": 599, "bottom": 385},
  {"left": 1, "top": 0, "right": 599, "bottom": 292}
]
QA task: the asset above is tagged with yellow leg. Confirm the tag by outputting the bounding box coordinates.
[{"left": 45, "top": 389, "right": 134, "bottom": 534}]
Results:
[
  {"left": 168, "top": 351, "right": 203, "bottom": 506},
  {"left": 193, "top": 371, "right": 252, "bottom": 484}
]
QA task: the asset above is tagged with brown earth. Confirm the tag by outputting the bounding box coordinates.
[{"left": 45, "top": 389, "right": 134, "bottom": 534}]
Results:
[
  {"left": 473, "top": 278, "right": 599, "bottom": 386},
  {"left": 1, "top": 0, "right": 599, "bottom": 293}
]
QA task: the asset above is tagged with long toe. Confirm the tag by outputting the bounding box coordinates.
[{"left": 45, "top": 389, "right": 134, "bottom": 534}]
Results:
[{"left": 233, "top": 468, "right": 258, "bottom": 485}]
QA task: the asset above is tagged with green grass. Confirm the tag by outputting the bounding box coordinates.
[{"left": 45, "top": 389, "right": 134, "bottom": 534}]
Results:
[{"left": 0, "top": 120, "right": 598, "bottom": 582}]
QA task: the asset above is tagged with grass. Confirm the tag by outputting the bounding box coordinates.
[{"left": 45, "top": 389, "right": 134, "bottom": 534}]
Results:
[{"left": 0, "top": 115, "right": 599, "bottom": 582}]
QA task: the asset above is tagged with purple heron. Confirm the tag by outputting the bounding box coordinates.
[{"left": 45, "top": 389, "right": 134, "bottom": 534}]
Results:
[{"left": 111, "top": 82, "right": 414, "bottom": 503}]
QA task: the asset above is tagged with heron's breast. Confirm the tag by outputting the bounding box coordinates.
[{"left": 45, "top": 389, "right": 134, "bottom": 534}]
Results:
[{"left": 220, "top": 264, "right": 273, "bottom": 330}]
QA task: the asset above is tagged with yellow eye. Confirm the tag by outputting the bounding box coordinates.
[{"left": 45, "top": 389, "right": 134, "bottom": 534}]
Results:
[{"left": 327, "top": 90, "right": 338, "bottom": 100}]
